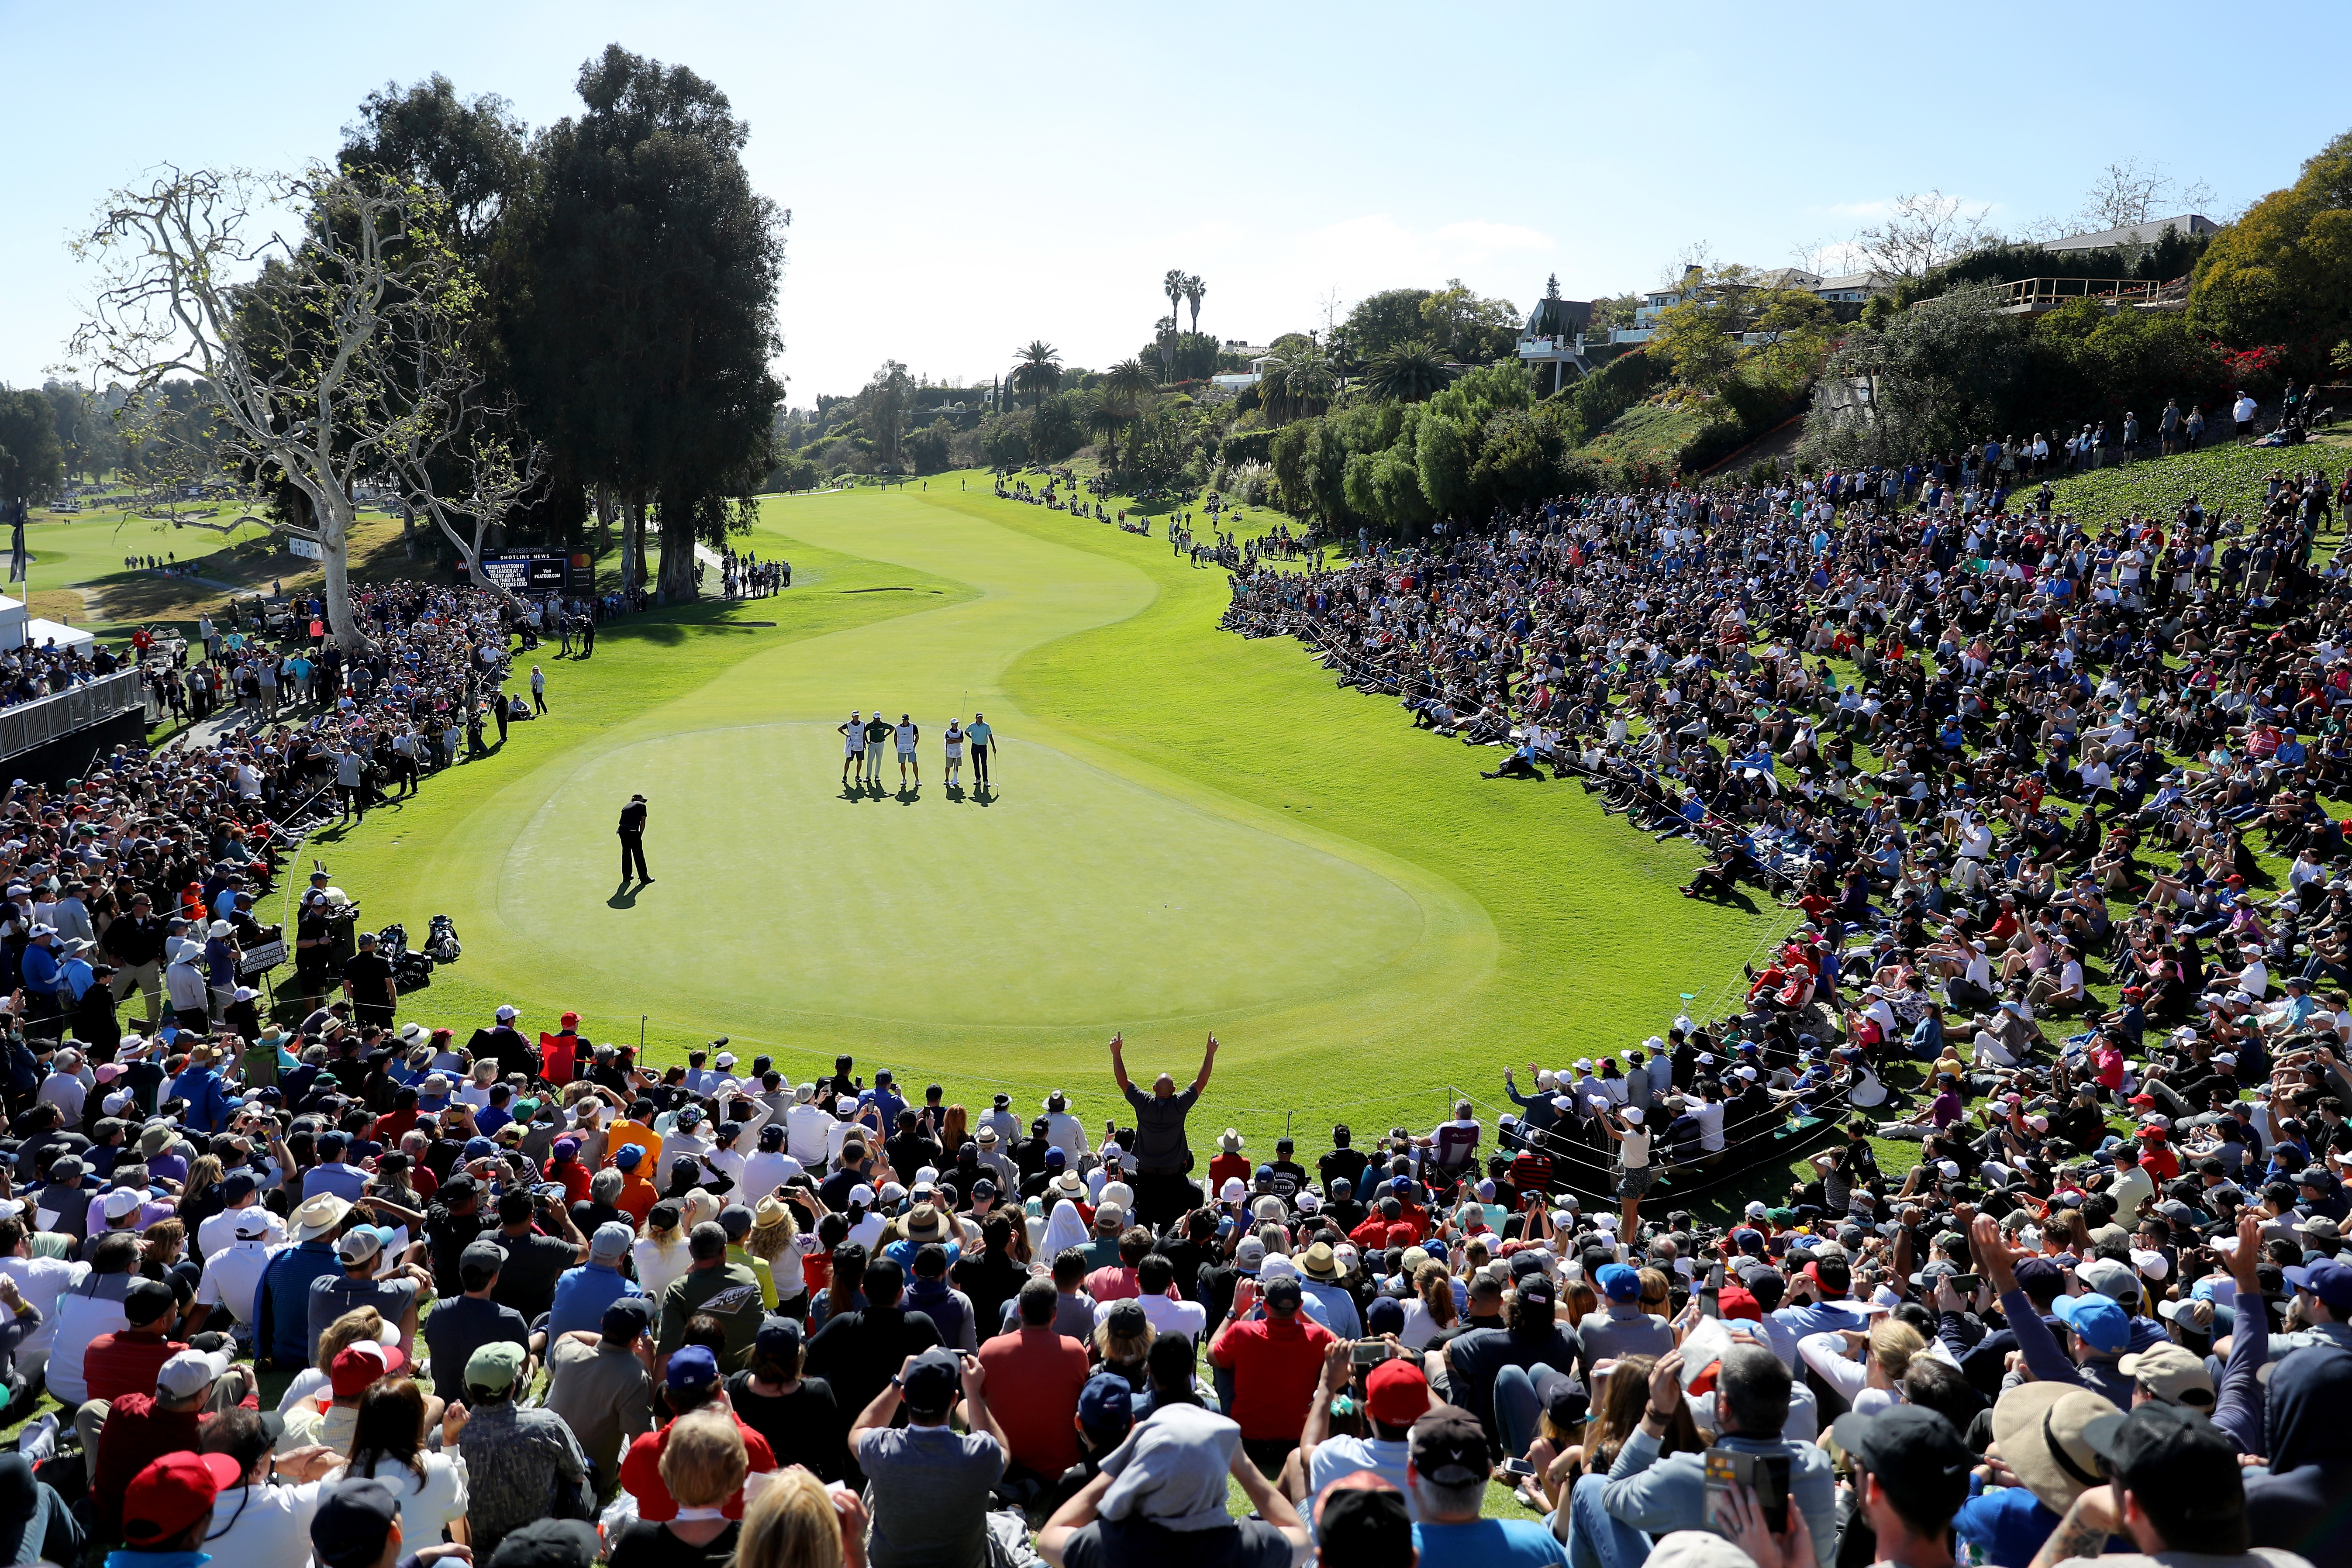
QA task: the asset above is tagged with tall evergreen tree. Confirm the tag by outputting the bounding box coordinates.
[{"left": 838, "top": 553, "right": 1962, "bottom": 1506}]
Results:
[{"left": 509, "top": 45, "right": 786, "bottom": 602}]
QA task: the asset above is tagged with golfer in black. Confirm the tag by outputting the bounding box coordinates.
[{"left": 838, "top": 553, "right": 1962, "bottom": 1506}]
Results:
[{"left": 618, "top": 793, "right": 652, "bottom": 883}]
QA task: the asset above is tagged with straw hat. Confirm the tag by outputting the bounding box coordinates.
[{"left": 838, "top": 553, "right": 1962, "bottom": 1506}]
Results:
[
  {"left": 290, "top": 1192, "right": 352, "bottom": 1243},
  {"left": 1990, "top": 1382, "right": 2112, "bottom": 1514}
]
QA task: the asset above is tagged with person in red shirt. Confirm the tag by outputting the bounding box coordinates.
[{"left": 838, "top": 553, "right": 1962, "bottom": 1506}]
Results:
[
  {"left": 545, "top": 1137, "right": 592, "bottom": 1206},
  {"left": 91, "top": 1346, "right": 263, "bottom": 1540},
  {"left": 84, "top": 1278, "right": 187, "bottom": 1405},
  {"left": 2136, "top": 1124, "right": 2182, "bottom": 1182},
  {"left": 541, "top": 1013, "right": 583, "bottom": 1085},
  {"left": 1348, "top": 1197, "right": 1405, "bottom": 1253},
  {"left": 1083, "top": 1228, "right": 1153, "bottom": 1303},
  {"left": 619, "top": 1345, "right": 776, "bottom": 1521},
  {"left": 370, "top": 1091, "right": 420, "bottom": 1147},
  {"left": 1208, "top": 1129, "right": 1252, "bottom": 1195},
  {"left": 976, "top": 1278, "right": 1091, "bottom": 1482},
  {"left": 1208, "top": 1274, "right": 1336, "bottom": 1476}
]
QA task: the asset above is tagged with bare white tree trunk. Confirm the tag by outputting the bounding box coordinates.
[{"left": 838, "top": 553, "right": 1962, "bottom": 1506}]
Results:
[{"left": 67, "top": 165, "right": 481, "bottom": 655}]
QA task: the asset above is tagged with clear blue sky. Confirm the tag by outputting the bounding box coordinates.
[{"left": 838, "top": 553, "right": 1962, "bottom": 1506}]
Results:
[{"left": 6, "top": 2, "right": 2348, "bottom": 404}]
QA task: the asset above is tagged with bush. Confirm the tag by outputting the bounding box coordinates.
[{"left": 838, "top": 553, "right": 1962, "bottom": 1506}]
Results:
[{"left": 1218, "top": 427, "right": 1278, "bottom": 468}]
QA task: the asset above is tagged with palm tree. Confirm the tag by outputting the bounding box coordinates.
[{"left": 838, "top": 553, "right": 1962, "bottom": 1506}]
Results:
[
  {"left": 1089, "top": 402, "right": 1131, "bottom": 471},
  {"left": 1362, "top": 340, "right": 1454, "bottom": 403},
  {"left": 1259, "top": 351, "right": 1338, "bottom": 424},
  {"left": 1103, "top": 358, "right": 1155, "bottom": 417},
  {"left": 1183, "top": 275, "right": 1206, "bottom": 337},
  {"left": 1010, "top": 341, "right": 1062, "bottom": 410},
  {"left": 1162, "top": 269, "right": 1187, "bottom": 380}
]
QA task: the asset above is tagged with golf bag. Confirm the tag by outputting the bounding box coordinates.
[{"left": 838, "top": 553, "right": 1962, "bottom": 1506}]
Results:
[
  {"left": 393, "top": 949, "right": 436, "bottom": 994},
  {"left": 423, "top": 914, "right": 462, "bottom": 964}
]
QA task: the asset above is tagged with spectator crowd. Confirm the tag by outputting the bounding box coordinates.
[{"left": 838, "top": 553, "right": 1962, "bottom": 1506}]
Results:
[{"left": 0, "top": 451, "right": 2347, "bottom": 1568}]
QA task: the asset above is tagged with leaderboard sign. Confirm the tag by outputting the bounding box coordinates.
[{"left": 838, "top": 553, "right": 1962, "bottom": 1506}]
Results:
[{"left": 478, "top": 553, "right": 581, "bottom": 592}]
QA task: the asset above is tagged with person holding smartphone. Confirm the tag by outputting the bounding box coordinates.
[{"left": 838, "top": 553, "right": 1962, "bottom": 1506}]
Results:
[{"left": 1569, "top": 1344, "right": 1838, "bottom": 1568}]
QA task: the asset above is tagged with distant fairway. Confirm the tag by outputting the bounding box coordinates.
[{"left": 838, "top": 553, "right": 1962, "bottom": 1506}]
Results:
[{"left": 304, "top": 477, "right": 1790, "bottom": 1159}]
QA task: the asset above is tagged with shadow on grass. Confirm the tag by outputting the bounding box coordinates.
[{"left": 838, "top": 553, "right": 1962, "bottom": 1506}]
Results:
[
  {"left": 599, "top": 602, "right": 790, "bottom": 646},
  {"left": 608, "top": 882, "right": 639, "bottom": 909}
]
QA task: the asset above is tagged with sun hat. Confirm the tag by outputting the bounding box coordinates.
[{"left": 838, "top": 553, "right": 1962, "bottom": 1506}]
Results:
[
  {"left": 1989, "top": 1382, "right": 2112, "bottom": 1513},
  {"left": 291, "top": 1192, "right": 352, "bottom": 1242}
]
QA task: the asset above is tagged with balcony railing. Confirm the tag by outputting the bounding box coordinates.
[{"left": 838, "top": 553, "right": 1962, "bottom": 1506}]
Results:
[{"left": 0, "top": 669, "right": 148, "bottom": 762}]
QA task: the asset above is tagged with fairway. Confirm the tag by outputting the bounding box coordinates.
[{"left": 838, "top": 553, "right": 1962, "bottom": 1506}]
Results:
[{"left": 313, "top": 478, "right": 1791, "bottom": 1153}]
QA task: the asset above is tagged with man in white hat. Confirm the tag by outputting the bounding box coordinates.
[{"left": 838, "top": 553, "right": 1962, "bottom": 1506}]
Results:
[
  {"left": 254, "top": 1195, "right": 353, "bottom": 1369},
  {"left": 1042, "top": 1091, "right": 1086, "bottom": 1168},
  {"left": 191, "top": 1205, "right": 282, "bottom": 1337}
]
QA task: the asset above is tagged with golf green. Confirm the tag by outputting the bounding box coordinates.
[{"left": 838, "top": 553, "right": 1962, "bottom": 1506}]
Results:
[{"left": 310, "top": 478, "right": 1790, "bottom": 1153}]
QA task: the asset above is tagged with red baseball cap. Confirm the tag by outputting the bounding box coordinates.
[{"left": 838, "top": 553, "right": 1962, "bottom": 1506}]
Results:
[
  {"left": 1364, "top": 1358, "right": 1430, "bottom": 1427},
  {"left": 123, "top": 1452, "right": 241, "bottom": 1546},
  {"left": 1717, "top": 1284, "right": 1763, "bottom": 1323},
  {"left": 330, "top": 1340, "right": 408, "bottom": 1398}
]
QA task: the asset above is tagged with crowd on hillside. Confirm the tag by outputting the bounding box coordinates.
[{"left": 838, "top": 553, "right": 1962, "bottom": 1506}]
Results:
[
  {"left": 0, "top": 972, "right": 2329, "bottom": 1568},
  {"left": 1224, "top": 436, "right": 2352, "bottom": 1035},
  {"left": 126, "top": 584, "right": 561, "bottom": 828}
]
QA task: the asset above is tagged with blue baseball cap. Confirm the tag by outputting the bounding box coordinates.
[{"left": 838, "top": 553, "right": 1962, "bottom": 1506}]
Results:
[
  {"left": 1597, "top": 1263, "right": 1643, "bottom": 1303},
  {"left": 1044, "top": 1147, "right": 1066, "bottom": 1168},
  {"left": 1076, "top": 1372, "right": 1131, "bottom": 1434},
  {"left": 614, "top": 1144, "right": 644, "bottom": 1169},
  {"left": 2053, "top": 1292, "right": 2131, "bottom": 1354},
  {"left": 2284, "top": 1259, "right": 2352, "bottom": 1313},
  {"left": 665, "top": 1345, "right": 719, "bottom": 1389},
  {"left": 462, "top": 1137, "right": 497, "bottom": 1159}
]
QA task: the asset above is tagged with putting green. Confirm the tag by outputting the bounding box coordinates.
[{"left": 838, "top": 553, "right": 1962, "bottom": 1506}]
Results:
[
  {"left": 309, "top": 476, "right": 1787, "bottom": 1166},
  {"left": 497, "top": 720, "right": 1426, "bottom": 1025}
]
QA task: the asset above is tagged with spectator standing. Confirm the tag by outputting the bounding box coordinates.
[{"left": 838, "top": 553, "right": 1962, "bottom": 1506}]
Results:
[{"left": 1110, "top": 1030, "right": 1216, "bottom": 1226}]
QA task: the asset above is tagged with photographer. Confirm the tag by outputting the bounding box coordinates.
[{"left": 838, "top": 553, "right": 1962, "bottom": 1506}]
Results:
[
  {"left": 1300, "top": 1336, "right": 1428, "bottom": 1520},
  {"left": 1572, "top": 1344, "right": 1836, "bottom": 1568}
]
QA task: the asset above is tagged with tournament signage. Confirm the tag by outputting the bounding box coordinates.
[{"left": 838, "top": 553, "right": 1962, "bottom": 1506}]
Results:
[{"left": 479, "top": 553, "right": 573, "bottom": 592}]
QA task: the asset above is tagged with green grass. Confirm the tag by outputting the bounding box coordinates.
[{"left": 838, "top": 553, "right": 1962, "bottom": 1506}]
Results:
[
  {"left": 246, "top": 472, "right": 1790, "bottom": 1174},
  {"left": 2021, "top": 433, "right": 2349, "bottom": 530}
]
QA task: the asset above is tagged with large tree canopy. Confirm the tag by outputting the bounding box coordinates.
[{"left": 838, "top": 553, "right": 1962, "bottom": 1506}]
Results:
[
  {"left": 2190, "top": 127, "right": 2352, "bottom": 357},
  {"left": 509, "top": 45, "right": 786, "bottom": 601},
  {"left": 0, "top": 389, "right": 66, "bottom": 501}
]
